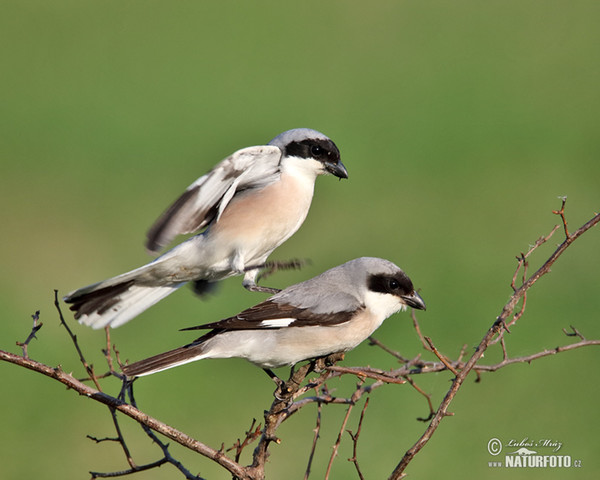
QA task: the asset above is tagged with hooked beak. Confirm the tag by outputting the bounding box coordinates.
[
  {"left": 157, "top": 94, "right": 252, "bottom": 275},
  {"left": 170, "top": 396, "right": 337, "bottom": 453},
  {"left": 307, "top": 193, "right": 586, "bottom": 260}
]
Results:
[
  {"left": 325, "top": 160, "right": 349, "bottom": 179},
  {"left": 402, "top": 291, "right": 426, "bottom": 311}
]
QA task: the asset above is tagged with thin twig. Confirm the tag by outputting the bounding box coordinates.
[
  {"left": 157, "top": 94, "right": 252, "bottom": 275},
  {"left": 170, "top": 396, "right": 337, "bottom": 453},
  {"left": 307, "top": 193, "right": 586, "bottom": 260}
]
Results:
[
  {"left": 103, "top": 326, "right": 115, "bottom": 372},
  {"left": 388, "top": 201, "right": 600, "bottom": 480},
  {"left": 54, "top": 290, "right": 102, "bottom": 391},
  {"left": 90, "top": 457, "right": 169, "bottom": 478},
  {"left": 552, "top": 196, "right": 570, "bottom": 238},
  {"left": 0, "top": 350, "right": 245, "bottom": 478},
  {"left": 326, "top": 365, "right": 406, "bottom": 384},
  {"left": 347, "top": 397, "right": 369, "bottom": 480},
  {"left": 412, "top": 310, "right": 432, "bottom": 352},
  {"left": 424, "top": 337, "right": 459, "bottom": 376},
  {"left": 126, "top": 381, "right": 205, "bottom": 480},
  {"left": 324, "top": 381, "right": 363, "bottom": 480},
  {"left": 563, "top": 325, "right": 585, "bottom": 340},
  {"left": 226, "top": 418, "right": 262, "bottom": 464},
  {"left": 368, "top": 336, "right": 410, "bottom": 362},
  {"left": 403, "top": 376, "right": 435, "bottom": 422},
  {"left": 304, "top": 391, "right": 322, "bottom": 480}
]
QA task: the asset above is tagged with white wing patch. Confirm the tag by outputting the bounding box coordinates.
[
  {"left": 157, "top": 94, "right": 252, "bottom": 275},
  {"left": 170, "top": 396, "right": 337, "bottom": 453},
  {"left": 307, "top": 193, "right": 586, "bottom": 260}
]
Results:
[{"left": 259, "top": 318, "right": 296, "bottom": 328}]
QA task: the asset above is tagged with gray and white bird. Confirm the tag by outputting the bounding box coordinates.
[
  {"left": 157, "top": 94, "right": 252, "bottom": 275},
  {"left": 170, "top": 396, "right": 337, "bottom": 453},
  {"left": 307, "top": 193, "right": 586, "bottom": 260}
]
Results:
[
  {"left": 122, "top": 257, "right": 426, "bottom": 377},
  {"left": 64, "top": 128, "right": 348, "bottom": 329}
]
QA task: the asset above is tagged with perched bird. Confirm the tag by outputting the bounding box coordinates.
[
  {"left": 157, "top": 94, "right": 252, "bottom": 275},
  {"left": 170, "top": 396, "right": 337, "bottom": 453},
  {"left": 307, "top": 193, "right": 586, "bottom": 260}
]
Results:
[
  {"left": 122, "top": 257, "right": 426, "bottom": 377},
  {"left": 64, "top": 128, "right": 348, "bottom": 330}
]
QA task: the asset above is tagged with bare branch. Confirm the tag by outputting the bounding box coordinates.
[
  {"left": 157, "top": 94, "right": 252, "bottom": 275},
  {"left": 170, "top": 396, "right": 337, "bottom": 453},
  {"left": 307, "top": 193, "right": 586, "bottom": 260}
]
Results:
[
  {"left": 54, "top": 290, "right": 102, "bottom": 390},
  {"left": 90, "top": 457, "right": 169, "bottom": 479},
  {"left": 226, "top": 418, "right": 262, "bottom": 464},
  {"left": 368, "top": 336, "right": 410, "bottom": 362},
  {"left": 403, "top": 376, "right": 435, "bottom": 422},
  {"left": 424, "top": 337, "right": 459, "bottom": 376},
  {"left": 304, "top": 392, "right": 322, "bottom": 480},
  {"left": 324, "top": 382, "right": 363, "bottom": 480},
  {"left": 126, "top": 381, "right": 205, "bottom": 480},
  {"left": 411, "top": 310, "right": 432, "bottom": 352},
  {"left": 552, "top": 196, "right": 570, "bottom": 238},
  {"left": 326, "top": 365, "right": 406, "bottom": 384},
  {"left": 346, "top": 397, "right": 369, "bottom": 480},
  {"left": 0, "top": 349, "right": 246, "bottom": 478},
  {"left": 388, "top": 201, "right": 600, "bottom": 480}
]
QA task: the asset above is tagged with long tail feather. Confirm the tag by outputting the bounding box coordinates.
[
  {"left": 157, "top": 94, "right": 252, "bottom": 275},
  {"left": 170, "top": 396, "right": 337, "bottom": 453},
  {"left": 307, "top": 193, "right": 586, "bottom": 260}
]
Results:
[
  {"left": 122, "top": 342, "right": 208, "bottom": 377},
  {"left": 64, "top": 281, "right": 183, "bottom": 329}
]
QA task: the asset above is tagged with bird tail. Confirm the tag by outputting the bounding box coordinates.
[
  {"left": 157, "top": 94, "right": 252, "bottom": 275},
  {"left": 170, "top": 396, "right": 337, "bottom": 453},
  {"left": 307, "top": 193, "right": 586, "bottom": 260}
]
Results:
[
  {"left": 63, "top": 264, "right": 184, "bottom": 329},
  {"left": 122, "top": 341, "right": 209, "bottom": 377}
]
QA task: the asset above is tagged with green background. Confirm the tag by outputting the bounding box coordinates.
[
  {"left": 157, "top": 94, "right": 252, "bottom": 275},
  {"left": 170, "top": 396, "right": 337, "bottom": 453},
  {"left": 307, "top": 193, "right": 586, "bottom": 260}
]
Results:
[{"left": 1, "top": 1, "right": 599, "bottom": 479}]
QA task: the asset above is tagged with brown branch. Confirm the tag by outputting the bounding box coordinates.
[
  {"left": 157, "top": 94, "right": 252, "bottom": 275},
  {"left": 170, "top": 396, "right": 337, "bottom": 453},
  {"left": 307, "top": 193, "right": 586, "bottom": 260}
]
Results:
[
  {"left": 411, "top": 310, "right": 432, "bottom": 352},
  {"left": 492, "top": 223, "right": 560, "bottom": 344},
  {"left": 303, "top": 392, "right": 322, "bottom": 480},
  {"left": 403, "top": 376, "right": 435, "bottom": 422},
  {"left": 369, "top": 330, "right": 599, "bottom": 378},
  {"left": 326, "top": 365, "right": 407, "bottom": 384},
  {"left": 424, "top": 337, "right": 459, "bottom": 376},
  {"left": 249, "top": 354, "right": 343, "bottom": 480},
  {"left": 552, "top": 196, "right": 570, "bottom": 238},
  {"left": 324, "top": 382, "right": 363, "bottom": 480},
  {"left": 474, "top": 337, "right": 600, "bottom": 372},
  {"left": 388, "top": 201, "right": 600, "bottom": 479},
  {"left": 368, "top": 336, "right": 410, "bottom": 362},
  {"left": 54, "top": 290, "right": 102, "bottom": 390},
  {"left": 226, "top": 418, "right": 262, "bottom": 464},
  {"left": 103, "top": 326, "right": 116, "bottom": 372},
  {"left": 0, "top": 350, "right": 246, "bottom": 478},
  {"left": 346, "top": 397, "right": 369, "bottom": 480},
  {"left": 125, "top": 381, "right": 204, "bottom": 480}
]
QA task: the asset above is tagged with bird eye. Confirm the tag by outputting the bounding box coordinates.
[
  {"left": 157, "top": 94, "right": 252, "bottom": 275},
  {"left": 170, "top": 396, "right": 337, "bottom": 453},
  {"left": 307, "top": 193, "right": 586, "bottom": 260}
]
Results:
[
  {"left": 310, "top": 145, "right": 324, "bottom": 157},
  {"left": 389, "top": 279, "right": 400, "bottom": 290}
]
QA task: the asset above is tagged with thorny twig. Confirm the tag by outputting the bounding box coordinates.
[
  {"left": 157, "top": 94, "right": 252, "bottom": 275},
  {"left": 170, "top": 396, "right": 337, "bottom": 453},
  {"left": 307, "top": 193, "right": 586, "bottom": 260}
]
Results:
[
  {"left": 303, "top": 389, "right": 323, "bottom": 480},
  {"left": 55, "top": 297, "right": 205, "bottom": 480},
  {"left": 346, "top": 397, "right": 370, "bottom": 480},
  {"left": 411, "top": 309, "right": 433, "bottom": 352},
  {"left": 54, "top": 289, "right": 102, "bottom": 390},
  {"left": 387, "top": 200, "right": 600, "bottom": 480},
  {"left": 326, "top": 365, "right": 406, "bottom": 384},
  {"left": 324, "top": 380, "right": 364, "bottom": 480},
  {"left": 226, "top": 418, "right": 262, "bottom": 464},
  {"left": 553, "top": 196, "right": 570, "bottom": 238},
  {"left": 424, "top": 337, "right": 459, "bottom": 376}
]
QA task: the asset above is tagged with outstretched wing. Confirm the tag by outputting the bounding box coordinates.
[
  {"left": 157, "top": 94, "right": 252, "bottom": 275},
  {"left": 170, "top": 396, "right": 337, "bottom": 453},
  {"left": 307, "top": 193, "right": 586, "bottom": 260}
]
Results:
[
  {"left": 146, "top": 145, "right": 283, "bottom": 253},
  {"left": 181, "top": 297, "right": 362, "bottom": 332}
]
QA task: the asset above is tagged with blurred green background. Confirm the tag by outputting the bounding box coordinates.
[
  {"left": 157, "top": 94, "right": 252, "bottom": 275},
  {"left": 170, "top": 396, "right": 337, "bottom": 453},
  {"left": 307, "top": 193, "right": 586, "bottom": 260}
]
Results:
[{"left": 1, "top": 1, "right": 599, "bottom": 479}]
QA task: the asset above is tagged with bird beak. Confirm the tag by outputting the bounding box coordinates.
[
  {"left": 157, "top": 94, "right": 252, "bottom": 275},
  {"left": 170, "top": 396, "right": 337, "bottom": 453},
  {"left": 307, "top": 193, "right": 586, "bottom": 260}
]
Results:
[
  {"left": 325, "top": 160, "right": 349, "bottom": 179},
  {"left": 402, "top": 291, "right": 426, "bottom": 311}
]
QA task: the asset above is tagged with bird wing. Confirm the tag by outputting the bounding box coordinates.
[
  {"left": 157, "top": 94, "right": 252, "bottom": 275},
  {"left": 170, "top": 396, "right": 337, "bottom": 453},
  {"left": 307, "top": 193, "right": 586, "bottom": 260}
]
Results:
[
  {"left": 146, "top": 145, "right": 283, "bottom": 253},
  {"left": 181, "top": 297, "right": 362, "bottom": 332}
]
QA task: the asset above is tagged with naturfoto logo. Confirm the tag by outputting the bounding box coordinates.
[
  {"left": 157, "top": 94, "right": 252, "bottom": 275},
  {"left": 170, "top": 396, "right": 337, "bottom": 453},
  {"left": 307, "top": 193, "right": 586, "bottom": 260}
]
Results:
[{"left": 486, "top": 437, "right": 582, "bottom": 469}]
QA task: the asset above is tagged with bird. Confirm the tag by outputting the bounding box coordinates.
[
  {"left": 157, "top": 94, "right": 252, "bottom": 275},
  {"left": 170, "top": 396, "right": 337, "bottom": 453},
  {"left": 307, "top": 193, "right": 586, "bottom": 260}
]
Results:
[
  {"left": 121, "top": 257, "right": 426, "bottom": 377},
  {"left": 63, "top": 128, "right": 348, "bottom": 330}
]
